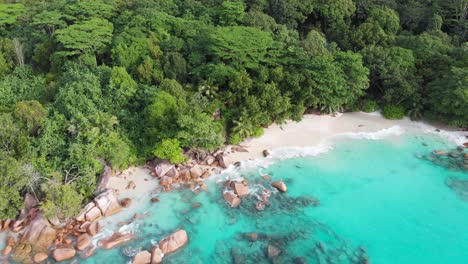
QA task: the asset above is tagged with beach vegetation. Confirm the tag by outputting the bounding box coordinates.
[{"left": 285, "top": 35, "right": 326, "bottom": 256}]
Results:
[{"left": 382, "top": 104, "right": 405, "bottom": 120}]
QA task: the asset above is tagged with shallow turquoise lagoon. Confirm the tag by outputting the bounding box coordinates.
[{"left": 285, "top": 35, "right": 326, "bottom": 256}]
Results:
[{"left": 84, "top": 133, "right": 468, "bottom": 264}]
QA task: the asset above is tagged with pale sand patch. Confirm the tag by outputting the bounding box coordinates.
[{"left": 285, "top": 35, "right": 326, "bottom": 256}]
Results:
[{"left": 102, "top": 167, "right": 159, "bottom": 231}]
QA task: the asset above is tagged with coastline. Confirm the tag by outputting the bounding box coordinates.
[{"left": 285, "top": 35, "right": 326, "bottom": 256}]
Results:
[
  {"left": 104, "top": 112, "right": 466, "bottom": 226},
  {"left": 3, "top": 112, "right": 465, "bottom": 263},
  {"left": 225, "top": 111, "right": 463, "bottom": 163}
]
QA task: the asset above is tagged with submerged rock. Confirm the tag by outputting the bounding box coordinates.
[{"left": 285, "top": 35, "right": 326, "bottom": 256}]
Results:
[
  {"left": 159, "top": 229, "right": 188, "bottom": 255},
  {"left": 132, "top": 250, "right": 151, "bottom": 264},
  {"left": 446, "top": 177, "right": 468, "bottom": 200},
  {"left": 151, "top": 246, "right": 164, "bottom": 264},
  {"left": 267, "top": 245, "right": 281, "bottom": 258},
  {"left": 271, "top": 181, "right": 287, "bottom": 192},
  {"left": 433, "top": 150, "right": 448, "bottom": 155},
  {"left": 224, "top": 192, "right": 241, "bottom": 208},
  {"left": 99, "top": 232, "right": 135, "bottom": 249},
  {"left": 255, "top": 201, "right": 265, "bottom": 211},
  {"left": 232, "top": 182, "right": 249, "bottom": 197}
]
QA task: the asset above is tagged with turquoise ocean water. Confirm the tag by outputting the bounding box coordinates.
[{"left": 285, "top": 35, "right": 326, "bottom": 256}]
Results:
[{"left": 38, "top": 132, "right": 468, "bottom": 263}]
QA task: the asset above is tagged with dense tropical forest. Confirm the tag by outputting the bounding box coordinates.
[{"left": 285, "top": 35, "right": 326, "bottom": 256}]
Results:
[{"left": 0, "top": 0, "right": 466, "bottom": 220}]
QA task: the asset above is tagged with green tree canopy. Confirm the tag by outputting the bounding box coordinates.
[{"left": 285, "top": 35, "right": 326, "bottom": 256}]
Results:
[{"left": 56, "top": 18, "right": 113, "bottom": 54}]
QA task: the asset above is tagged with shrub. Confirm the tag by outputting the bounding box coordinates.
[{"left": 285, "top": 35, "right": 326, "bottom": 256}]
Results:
[
  {"left": 153, "top": 138, "right": 185, "bottom": 164},
  {"left": 382, "top": 104, "right": 405, "bottom": 119},
  {"left": 361, "top": 99, "right": 379, "bottom": 113},
  {"left": 252, "top": 127, "right": 264, "bottom": 138},
  {"left": 228, "top": 132, "right": 243, "bottom": 145}
]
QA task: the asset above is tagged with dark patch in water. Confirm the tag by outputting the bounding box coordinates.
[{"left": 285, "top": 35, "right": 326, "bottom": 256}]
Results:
[{"left": 446, "top": 177, "right": 468, "bottom": 201}]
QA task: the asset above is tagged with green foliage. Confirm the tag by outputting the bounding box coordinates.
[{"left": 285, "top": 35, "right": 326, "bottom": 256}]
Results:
[
  {"left": 427, "top": 67, "right": 468, "bottom": 126},
  {"left": 0, "top": 66, "right": 47, "bottom": 108},
  {"left": 208, "top": 26, "right": 274, "bottom": 69},
  {"left": 0, "top": 0, "right": 464, "bottom": 221},
  {"left": 353, "top": 6, "right": 400, "bottom": 48},
  {"left": 107, "top": 67, "right": 138, "bottom": 107},
  {"left": 56, "top": 18, "right": 113, "bottom": 54},
  {"left": 382, "top": 104, "right": 405, "bottom": 119},
  {"left": 0, "top": 151, "right": 29, "bottom": 219},
  {"left": 177, "top": 112, "right": 224, "bottom": 151},
  {"left": 153, "top": 138, "right": 185, "bottom": 164},
  {"left": 219, "top": 1, "right": 246, "bottom": 26},
  {"left": 360, "top": 99, "right": 379, "bottom": 112},
  {"left": 40, "top": 184, "right": 83, "bottom": 219},
  {"left": 14, "top": 100, "right": 47, "bottom": 135},
  {"left": 362, "top": 46, "right": 419, "bottom": 105},
  {"left": 0, "top": 3, "right": 24, "bottom": 26}
]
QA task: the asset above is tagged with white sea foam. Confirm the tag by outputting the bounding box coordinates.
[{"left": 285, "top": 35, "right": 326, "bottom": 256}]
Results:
[
  {"left": 423, "top": 128, "right": 467, "bottom": 146},
  {"left": 212, "top": 124, "right": 466, "bottom": 183},
  {"left": 337, "top": 125, "right": 406, "bottom": 140}
]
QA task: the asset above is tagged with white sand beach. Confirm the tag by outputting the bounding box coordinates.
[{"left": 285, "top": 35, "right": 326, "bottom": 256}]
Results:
[{"left": 225, "top": 111, "right": 455, "bottom": 163}]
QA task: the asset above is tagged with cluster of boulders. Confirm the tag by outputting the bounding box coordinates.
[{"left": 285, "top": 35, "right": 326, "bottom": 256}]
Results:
[
  {"left": 428, "top": 143, "right": 468, "bottom": 171},
  {"left": 131, "top": 229, "right": 188, "bottom": 264},
  {"left": 223, "top": 177, "right": 288, "bottom": 211},
  {"left": 0, "top": 189, "right": 125, "bottom": 263},
  {"left": 148, "top": 150, "right": 232, "bottom": 193}
]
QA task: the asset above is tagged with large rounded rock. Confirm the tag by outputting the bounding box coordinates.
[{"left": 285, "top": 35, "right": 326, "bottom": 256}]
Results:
[
  {"left": 223, "top": 192, "right": 241, "bottom": 208},
  {"left": 120, "top": 198, "right": 132, "bottom": 208},
  {"left": 271, "top": 181, "right": 287, "bottom": 192},
  {"left": 76, "top": 202, "right": 95, "bottom": 222},
  {"left": 1, "top": 219, "right": 11, "bottom": 231},
  {"left": 99, "top": 232, "right": 135, "bottom": 250},
  {"left": 232, "top": 182, "right": 249, "bottom": 197},
  {"left": 179, "top": 169, "right": 191, "bottom": 182},
  {"left": 165, "top": 167, "right": 179, "bottom": 178},
  {"left": 262, "top": 150, "right": 270, "bottom": 157},
  {"left": 155, "top": 161, "right": 174, "bottom": 178},
  {"left": 151, "top": 246, "right": 164, "bottom": 264},
  {"left": 190, "top": 165, "right": 204, "bottom": 179},
  {"left": 159, "top": 230, "right": 188, "bottom": 255},
  {"left": 52, "top": 248, "right": 76, "bottom": 262},
  {"left": 93, "top": 189, "right": 121, "bottom": 217},
  {"left": 85, "top": 206, "right": 102, "bottom": 222},
  {"left": 20, "top": 216, "right": 57, "bottom": 251},
  {"left": 1, "top": 245, "right": 12, "bottom": 256},
  {"left": 132, "top": 250, "right": 151, "bottom": 264},
  {"left": 77, "top": 234, "right": 92, "bottom": 251},
  {"left": 216, "top": 154, "right": 230, "bottom": 169},
  {"left": 87, "top": 221, "right": 101, "bottom": 236},
  {"left": 160, "top": 176, "right": 173, "bottom": 186},
  {"left": 33, "top": 252, "right": 48, "bottom": 263}
]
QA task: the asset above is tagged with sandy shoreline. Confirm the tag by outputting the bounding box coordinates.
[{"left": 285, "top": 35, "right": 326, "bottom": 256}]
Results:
[
  {"left": 102, "top": 112, "right": 466, "bottom": 231},
  {"left": 225, "top": 112, "right": 462, "bottom": 163}
]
